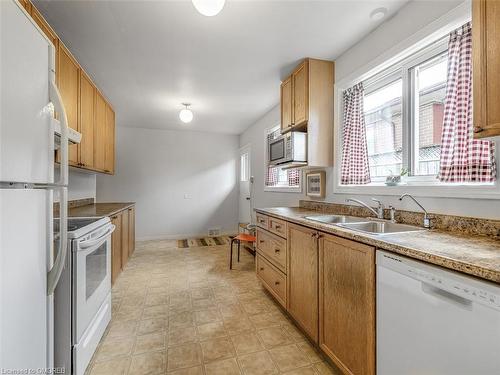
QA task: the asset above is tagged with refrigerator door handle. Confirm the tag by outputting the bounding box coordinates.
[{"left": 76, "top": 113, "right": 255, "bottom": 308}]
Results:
[
  {"left": 49, "top": 80, "right": 68, "bottom": 186},
  {"left": 47, "top": 186, "right": 67, "bottom": 295}
]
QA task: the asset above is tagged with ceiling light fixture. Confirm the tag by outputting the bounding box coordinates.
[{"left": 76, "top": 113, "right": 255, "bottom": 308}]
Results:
[
  {"left": 370, "top": 7, "right": 387, "bottom": 21},
  {"left": 179, "top": 103, "right": 193, "bottom": 123},
  {"left": 192, "top": 0, "right": 225, "bottom": 17}
]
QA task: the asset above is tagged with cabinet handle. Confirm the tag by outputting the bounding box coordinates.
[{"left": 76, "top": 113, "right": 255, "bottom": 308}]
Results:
[
  {"left": 275, "top": 225, "right": 281, "bottom": 229},
  {"left": 259, "top": 240, "right": 265, "bottom": 244},
  {"left": 274, "top": 248, "right": 280, "bottom": 253},
  {"left": 311, "top": 232, "right": 318, "bottom": 238},
  {"left": 111, "top": 215, "right": 118, "bottom": 219},
  {"left": 260, "top": 267, "right": 264, "bottom": 271},
  {"left": 274, "top": 281, "right": 280, "bottom": 286},
  {"left": 474, "top": 126, "right": 484, "bottom": 133}
]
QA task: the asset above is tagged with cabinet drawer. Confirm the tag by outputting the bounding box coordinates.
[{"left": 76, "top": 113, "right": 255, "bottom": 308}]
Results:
[
  {"left": 256, "top": 228, "right": 287, "bottom": 273},
  {"left": 269, "top": 217, "right": 287, "bottom": 238},
  {"left": 256, "top": 255, "right": 286, "bottom": 308},
  {"left": 256, "top": 213, "right": 269, "bottom": 229}
]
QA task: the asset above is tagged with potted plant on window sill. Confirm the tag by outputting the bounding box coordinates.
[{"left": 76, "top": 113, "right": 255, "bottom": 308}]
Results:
[{"left": 385, "top": 168, "right": 408, "bottom": 186}]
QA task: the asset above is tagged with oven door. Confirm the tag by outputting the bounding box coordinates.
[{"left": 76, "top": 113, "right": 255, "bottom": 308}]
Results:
[{"left": 73, "top": 223, "right": 114, "bottom": 343}]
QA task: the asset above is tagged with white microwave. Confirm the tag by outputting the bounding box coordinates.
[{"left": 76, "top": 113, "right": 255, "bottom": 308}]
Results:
[{"left": 268, "top": 131, "right": 307, "bottom": 165}]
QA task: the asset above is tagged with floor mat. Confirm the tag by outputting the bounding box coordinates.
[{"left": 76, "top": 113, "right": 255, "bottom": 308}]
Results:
[{"left": 177, "top": 235, "right": 233, "bottom": 248}]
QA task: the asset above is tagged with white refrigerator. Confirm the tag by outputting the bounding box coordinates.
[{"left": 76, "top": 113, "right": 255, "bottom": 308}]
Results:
[{"left": 0, "top": 0, "right": 69, "bottom": 372}]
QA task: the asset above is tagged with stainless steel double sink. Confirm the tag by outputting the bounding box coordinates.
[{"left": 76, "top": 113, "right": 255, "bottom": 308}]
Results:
[{"left": 304, "top": 214, "right": 424, "bottom": 235}]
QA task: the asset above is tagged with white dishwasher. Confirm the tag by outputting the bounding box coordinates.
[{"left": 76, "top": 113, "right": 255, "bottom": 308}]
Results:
[{"left": 376, "top": 250, "right": 500, "bottom": 375}]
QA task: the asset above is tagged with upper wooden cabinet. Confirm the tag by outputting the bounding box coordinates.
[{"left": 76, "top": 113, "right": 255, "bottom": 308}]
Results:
[
  {"left": 79, "top": 71, "right": 95, "bottom": 169},
  {"left": 280, "top": 77, "right": 293, "bottom": 131},
  {"left": 280, "top": 58, "right": 334, "bottom": 167},
  {"left": 24, "top": 0, "right": 115, "bottom": 174},
  {"left": 94, "top": 92, "right": 115, "bottom": 174},
  {"left": 104, "top": 103, "right": 115, "bottom": 174},
  {"left": 318, "top": 234, "right": 375, "bottom": 375},
  {"left": 292, "top": 61, "right": 309, "bottom": 127},
  {"left": 287, "top": 223, "right": 319, "bottom": 343},
  {"left": 473, "top": 0, "right": 500, "bottom": 138},
  {"left": 58, "top": 44, "right": 80, "bottom": 166}
]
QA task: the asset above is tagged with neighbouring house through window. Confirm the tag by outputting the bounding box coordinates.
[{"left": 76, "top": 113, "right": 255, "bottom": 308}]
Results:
[
  {"left": 340, "top": 21, "right": 496, "bottom": 187},
  {"left": 265, "top": 126, "right": 301, "bottom": 190}
]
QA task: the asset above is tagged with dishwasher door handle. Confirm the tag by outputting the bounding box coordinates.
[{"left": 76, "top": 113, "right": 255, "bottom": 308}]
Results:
[{"left": 421, "top": 282, "right": 473, "bottom": 311}]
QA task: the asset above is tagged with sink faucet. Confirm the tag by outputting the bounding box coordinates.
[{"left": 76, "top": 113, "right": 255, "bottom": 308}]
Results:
[
  {"left": 399, "top": 194, "right": 431, "bottom": 228},
  {"left": 345, "top": 198, "right": 384, "bottom": 219}
]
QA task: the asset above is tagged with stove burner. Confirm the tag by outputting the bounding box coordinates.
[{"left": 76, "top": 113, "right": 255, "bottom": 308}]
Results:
[{"left": 54, "top": 217, "right": 104, "bottom": 234}]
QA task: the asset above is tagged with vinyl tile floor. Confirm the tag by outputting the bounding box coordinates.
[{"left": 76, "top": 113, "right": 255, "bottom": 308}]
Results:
[{"left": 85, "top": 240, "right": 341, "bottom": 375}]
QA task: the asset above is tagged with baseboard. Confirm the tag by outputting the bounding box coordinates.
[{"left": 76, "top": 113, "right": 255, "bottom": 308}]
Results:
[{"left": 136, "top": 230, "right": 237, "bottom": 242}]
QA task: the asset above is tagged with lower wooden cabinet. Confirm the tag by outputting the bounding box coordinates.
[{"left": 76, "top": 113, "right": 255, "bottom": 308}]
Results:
[
  {"left": 318, "top": 233, "right": 376, "bottom": 375},
  {"left": 286, "top": 223, "right": 319, "bottom": 343},
  {"left": 110, "top": 205, "right": 136, "bottom": 285},
  {"left": 256, "top": 254, "right": 286, "bottom": 308},
  {"left": 128, "top": 206, "right": 135, "bottom": 256},
  {"left": 110, "top": 213, "right": 122, "bottom": 285}
]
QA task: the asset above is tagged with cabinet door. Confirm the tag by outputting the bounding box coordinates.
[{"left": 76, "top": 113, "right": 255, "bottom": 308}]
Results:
[
  {"left": 473, "top": 0, "right": 500, "bottom": 138},
  {"left": 120, "top": 210, "right": 129, "bottom": 269},
  {"left": 128, "top": 206, "right": 135, "bottom": 256},
  {"left": 280, "top": 77, "right": 293, "bottom": 132},
  {"left": 104, "top": 103, "right": 115, "bottom": 174},
  {"left": 110, "top": 213, "right": 122, "bottom": 285},
  {"left": 58, "top": 44, "right": 79, "bottom": 165},
  {"left": 286, "top": 223, "right": 318, "bottom": 342},
  {"left": 18, "top": 0, "right": 31, "bottom": 13},
  {"left": 93, "top": 91, "right": 107, "bottom": 172},
  {"left": 79, "top": 71, "right": 95, "bottom": 169},
  {"left": 292, "top": 61, "right": 309, "bottom": 127},
  {"left": 318, "top": 234, "right": 375, "bottom": 375}
]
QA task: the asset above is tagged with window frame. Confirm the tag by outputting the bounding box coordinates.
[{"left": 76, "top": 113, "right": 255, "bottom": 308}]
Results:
[
  {"left": 333, "top": 4, "right": 500, "bottom": 199},
  {"left": 263, "top": 124, "right": 303, "bottom": 193}
]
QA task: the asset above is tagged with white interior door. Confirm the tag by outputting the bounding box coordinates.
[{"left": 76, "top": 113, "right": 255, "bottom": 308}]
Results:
[{"left": 238, "top": 146, "right": 251, "bottom": 224}]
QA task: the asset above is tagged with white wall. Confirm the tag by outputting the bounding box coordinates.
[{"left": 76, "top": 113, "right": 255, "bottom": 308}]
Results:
[
  {"left": 97, "top": 126, "right": 239, "bottom": 240},
  {"left": 67, "top": 169, "right": 96, "bottom": 200},
  {"left": 240, "top": 0, "right": 500, "bottom": 220},
  {"left": 240, "top": 105, "right": 306, "bottom": 216}
]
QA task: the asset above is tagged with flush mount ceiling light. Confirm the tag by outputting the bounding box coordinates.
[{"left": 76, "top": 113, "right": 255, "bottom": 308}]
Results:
[
  {"left": 370, "top": 7, "right": 387, "bottom": 21},
  {"left": 192, "top": 0, "right": 225, "bottom": 17},
  {"left": 179, "top": 103, "right": 194, "bottom": 123}
]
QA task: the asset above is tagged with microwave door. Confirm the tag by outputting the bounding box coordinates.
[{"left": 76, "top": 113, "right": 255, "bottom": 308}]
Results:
[{"left": 269, "top": 139, "right": 285, "bottom": 164}]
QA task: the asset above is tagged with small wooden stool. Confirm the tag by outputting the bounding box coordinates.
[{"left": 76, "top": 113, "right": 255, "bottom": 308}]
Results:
[{"left": 229, "top": 233, "right": 256, "bottom": 269}]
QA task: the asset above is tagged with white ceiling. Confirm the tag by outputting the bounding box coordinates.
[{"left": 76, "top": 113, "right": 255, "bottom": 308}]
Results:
[{"left": 34, "top": 0, "right": 409, "bottom": 135}]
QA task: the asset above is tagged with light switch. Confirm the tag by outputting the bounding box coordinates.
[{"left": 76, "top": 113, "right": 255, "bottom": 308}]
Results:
[{"left": 184, "top": 193, "right": 192, "bottom": 199}]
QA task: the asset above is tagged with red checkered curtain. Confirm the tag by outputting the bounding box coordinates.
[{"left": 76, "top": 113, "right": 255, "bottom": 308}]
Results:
[
  {"left": 287, "top": 169, "right": 300, "bottom": 186},
  {"left": 438, "top": 22, "right": 496, "bottom": 183},
  {"left": 341, "top": 83, "right": 371, "bottom": 184},
  {"left": 266, "top": 166, "right": 279, "bottom": 186}
]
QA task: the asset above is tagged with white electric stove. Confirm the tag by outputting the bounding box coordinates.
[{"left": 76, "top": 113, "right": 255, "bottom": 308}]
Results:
[{"left": 54, "top": 217, "right": 115, "bottom": 375}]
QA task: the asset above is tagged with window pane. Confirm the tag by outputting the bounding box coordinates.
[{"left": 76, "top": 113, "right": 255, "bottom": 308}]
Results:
[
  {"left": 240, "top": 152, "right": 249, "bottom": 181},
  {"left": 364, "top": 79, "right": 403, "bottom": 178},
  {"left": 414, "top": 54, "right": 447, "bottom": 176}
]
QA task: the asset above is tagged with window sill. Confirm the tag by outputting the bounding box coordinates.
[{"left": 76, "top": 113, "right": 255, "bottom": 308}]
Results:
[
  {"left": 264, "top": 186, "right": 302, "bottom": 193},
  {"left": 334, "top": 180, "right": 500, "bottom": 199}
]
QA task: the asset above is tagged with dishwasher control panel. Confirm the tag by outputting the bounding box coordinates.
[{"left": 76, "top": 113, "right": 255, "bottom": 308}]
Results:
[{"left": 377, "top": 250, "right": 500, "bottom": 311}]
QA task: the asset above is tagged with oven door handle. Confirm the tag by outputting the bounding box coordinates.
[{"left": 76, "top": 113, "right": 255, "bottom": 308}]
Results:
[{"left": 79, "top": 225, "right": 115, "bottom": 250}]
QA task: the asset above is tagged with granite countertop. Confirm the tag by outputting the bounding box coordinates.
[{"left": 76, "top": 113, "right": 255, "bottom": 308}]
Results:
[
  {"left": 255, "top": 207, "right": 500, "bottom": 284},
  {"left": 69, "top": 202, "right": 135, "bottom": 218}
]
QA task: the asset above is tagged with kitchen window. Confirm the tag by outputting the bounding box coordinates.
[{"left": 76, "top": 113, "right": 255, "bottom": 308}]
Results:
[
  {"left": 362, "top": 39, "right": 448, "bottom": 181},
  {"left": 336, "top": 17, "right": 499, "bottom": 199},
  {"left": 265, "top": 126, "right": 301, "bottom": 192}
]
